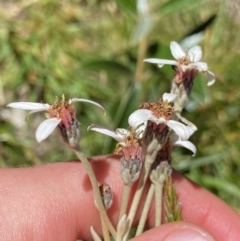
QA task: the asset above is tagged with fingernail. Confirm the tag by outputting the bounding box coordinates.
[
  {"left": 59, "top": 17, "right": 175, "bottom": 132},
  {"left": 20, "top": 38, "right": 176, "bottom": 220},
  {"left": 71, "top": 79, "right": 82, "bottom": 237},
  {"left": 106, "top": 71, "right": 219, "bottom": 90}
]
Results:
[{"left": 163, "top": 225, "right": 216, "bottom": 241}]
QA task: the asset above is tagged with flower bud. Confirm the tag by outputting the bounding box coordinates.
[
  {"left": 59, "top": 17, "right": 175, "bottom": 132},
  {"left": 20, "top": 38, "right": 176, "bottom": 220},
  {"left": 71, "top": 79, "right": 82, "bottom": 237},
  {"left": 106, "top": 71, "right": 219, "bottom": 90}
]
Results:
[
  {"left": 120, "top": 143, "right": 142, "bottom": 185},
  {"left": 99, "top": 183, "right": 113, "bottom": 210},
  {"left": 58, "top": 118, "right": 80, "bottom": 148}
]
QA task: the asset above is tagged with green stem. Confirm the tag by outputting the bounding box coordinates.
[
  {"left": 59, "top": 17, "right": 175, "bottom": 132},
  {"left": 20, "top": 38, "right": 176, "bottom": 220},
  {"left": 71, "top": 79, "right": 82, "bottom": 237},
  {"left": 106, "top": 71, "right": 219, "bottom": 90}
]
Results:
[
  {"left": 135, "top": 183, "right": 155, "bottom": 235},
  {"left": 135, "top": 37, "right": 148, "bottom": 82},
  {"left": 73, "top": 147, "right": 116, "bottom": 239}
]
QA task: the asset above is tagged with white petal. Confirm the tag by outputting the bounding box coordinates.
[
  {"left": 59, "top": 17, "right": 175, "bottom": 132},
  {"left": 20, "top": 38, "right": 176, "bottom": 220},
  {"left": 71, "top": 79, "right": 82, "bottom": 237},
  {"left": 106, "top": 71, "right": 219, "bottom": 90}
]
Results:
[
  {"left": 170, "top": 41, "right": 185, "bottom": 60},
  {"left": 144, "top": 58, "right": 177, "bottom": 67},
  {"left": 174, "top": 140, "right": 196, "bottom": 156},
  {"left": 7, "top": 102, "right": 50, "bottom": 111},
  {"left": 128, "top": 109, "right": 153, "bottom": 129},
  {"left": 136, "top": 122, "right": 146, "bottom": 138},
  {"left": 116, "top": 128, "right": 131, "bottom": 137},
  {"left": 190, "top": 62, "right": 208, "bottom": 71},
  {"left": 69, "top": 98, "right": 106, "bottom": 114},
  {"left": 162, "top": 93, "right": 177, "bottom": 102},
  {"left": 35, "top": 118, "right": 61, "bottom": 142},
  {"left": 167, "top": 120, "right": 194, "bottom": 140},
  {"left": 88, "top": 124, "right": 127, "bottom": 142},
  {"left": 206, "top": 70, "right": 215, "bottom": 86},
  {"left": 188, "top": 45, "right": 202, "bottom": 62},
  {"left": 149, "top": 116, "right": 167, "bottom": 125}
]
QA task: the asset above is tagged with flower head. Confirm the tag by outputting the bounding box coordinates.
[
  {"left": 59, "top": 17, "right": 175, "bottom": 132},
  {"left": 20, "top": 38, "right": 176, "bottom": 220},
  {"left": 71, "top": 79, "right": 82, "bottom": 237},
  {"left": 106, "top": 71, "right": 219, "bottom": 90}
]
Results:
[
  {"left": 88, "top": 124, "right": 144, "bottom": 155},
  {"left": 144, "top": 41, "right": 215, "bottom": 86},
  {"left": 129, "top": 93, "right": 195, "bottom": 142},
  {"left": 7, "top": 95, "right": 105, "bottom": 146},
  {"left": 88, "top": 124, "right": 144, "bottom": 185}
]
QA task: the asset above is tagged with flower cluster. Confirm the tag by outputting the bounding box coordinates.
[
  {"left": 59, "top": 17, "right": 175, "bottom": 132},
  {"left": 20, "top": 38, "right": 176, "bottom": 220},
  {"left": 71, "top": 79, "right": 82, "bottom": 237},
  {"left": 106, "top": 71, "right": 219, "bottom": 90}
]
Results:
[{"left": 7, "top": 40, "right": 215, "bottom": 241}]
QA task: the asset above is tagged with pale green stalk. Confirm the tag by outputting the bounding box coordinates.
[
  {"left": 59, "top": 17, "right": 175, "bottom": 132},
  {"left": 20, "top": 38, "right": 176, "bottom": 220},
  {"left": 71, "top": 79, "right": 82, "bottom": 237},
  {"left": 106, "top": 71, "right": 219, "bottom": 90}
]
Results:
[
  {"left": 123, "top": 139, "right": 162, "bottom": 241},
  {"left": 118, "top": 183, "right": 132, "bottom": 222},
  {"left": 73, "top": 147, "right": 116, "bottom": 239},
  {"left": 154, "top": 182, "right": 163, "bottom": 226},
  {"left": 135, "top": 183, "right": 155, "bottom": 235}
]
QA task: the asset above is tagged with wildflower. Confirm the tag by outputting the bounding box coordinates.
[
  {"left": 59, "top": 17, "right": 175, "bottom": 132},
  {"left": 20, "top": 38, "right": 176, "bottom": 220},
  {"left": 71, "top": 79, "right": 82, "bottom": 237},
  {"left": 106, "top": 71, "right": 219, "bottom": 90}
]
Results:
[
  {"left": 144, "top": 41, "right": 215, "bottom": 86},
  {"left": 129, "top": 93, "right": 195, "bottom": 143},
  {"left": 7, "top": 95, "right": 105, "bottom": 146},
  {"left": 88, "top": 124, "right": 144, "bottom": 185}
]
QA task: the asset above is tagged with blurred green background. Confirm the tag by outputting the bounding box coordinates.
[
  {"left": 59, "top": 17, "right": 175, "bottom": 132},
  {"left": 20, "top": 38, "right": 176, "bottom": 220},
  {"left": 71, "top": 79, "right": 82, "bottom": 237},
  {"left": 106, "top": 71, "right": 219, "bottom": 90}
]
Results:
[{"left": 0, "top": 0, "right": 240, "bottom": 211}]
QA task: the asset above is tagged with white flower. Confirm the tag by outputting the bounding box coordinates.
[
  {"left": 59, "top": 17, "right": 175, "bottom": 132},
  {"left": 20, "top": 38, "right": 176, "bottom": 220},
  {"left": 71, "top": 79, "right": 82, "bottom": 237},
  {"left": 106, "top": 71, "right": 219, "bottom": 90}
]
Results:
[
  {"left": 87, "top": 124, "right": 145, "bottom": 147},
  {"left": 7, "top": 98, "right": 105, "bottom": 143},
  {"left": 128, "top": 93, "right": 195, "bottom": 141},
  {"left": 144, "top": 41, "right": 215, "bottom": 86}
]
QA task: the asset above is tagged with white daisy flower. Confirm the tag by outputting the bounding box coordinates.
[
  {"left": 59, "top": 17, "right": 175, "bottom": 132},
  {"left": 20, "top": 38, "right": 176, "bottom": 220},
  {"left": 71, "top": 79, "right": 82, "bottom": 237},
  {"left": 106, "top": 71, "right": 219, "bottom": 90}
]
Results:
[
  {"left": 144, "top": 41, "right": 215, "bottom": 86},
  {"left": 7, "top": 97, "right": 105, "bottom": 143},
  {"left": 128, "top": 93, "right": 195, "bottom": 141}
]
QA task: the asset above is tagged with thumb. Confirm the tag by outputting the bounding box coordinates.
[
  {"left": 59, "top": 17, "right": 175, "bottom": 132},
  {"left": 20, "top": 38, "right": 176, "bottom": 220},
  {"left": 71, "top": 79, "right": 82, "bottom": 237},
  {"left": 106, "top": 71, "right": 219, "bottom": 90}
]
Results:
[{"left": 131, "top": 221, "right": 217, "bottom": 241}]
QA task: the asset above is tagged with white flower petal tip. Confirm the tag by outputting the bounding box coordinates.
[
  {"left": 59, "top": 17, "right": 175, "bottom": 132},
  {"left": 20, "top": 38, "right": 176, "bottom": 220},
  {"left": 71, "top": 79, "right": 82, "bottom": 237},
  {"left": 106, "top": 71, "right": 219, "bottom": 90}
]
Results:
[
  {"left": 7, "top": 102, "right": 50, "bottom": 111},
  {"left": 87, "top": 124, "right": 126, "bottom": 143},
  {"left": 143, "top": 58, "right": 177, "bottom": 67},
  {"left": 162, "top": 93, "right": 177, "bottom": 102},
  {"left": 170, "top": 41, "right": 185, "bottom": 60},
  {"left": 35, "top": 118, "right": 61, "bottom": 142},
  {"left": 69, "top": 98, "right": 106, "bottom": 115},
  {"left": 167, "top": 120, "right": 194, "bottom": 141},
  {"left": 206, "top": 71, "right": 215, "bottom": 86},
  {"left": 174, "top": 140, "right": 197, "bottom": 156}
]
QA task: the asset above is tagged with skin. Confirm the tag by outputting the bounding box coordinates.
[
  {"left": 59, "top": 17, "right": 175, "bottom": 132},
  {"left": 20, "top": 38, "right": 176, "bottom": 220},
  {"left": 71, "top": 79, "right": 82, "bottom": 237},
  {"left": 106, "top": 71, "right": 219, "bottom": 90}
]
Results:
[{"left": 0, "top": 154, "right": 239, "bottom": 241}]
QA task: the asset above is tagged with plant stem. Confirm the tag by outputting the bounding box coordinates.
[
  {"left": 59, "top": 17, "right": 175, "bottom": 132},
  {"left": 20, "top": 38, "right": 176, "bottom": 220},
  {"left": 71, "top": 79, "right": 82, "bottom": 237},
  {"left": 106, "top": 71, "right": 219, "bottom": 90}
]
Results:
[
  {"left": 135, "top": 37, "right": 148, "bottom": 82},
  {"left": 154, "top": 182, "right": 163, "bottom": 227},
  {"left": 118, "top": 183, "right": 132, "bottom": 221},
  {"left": 73, "top": 147, "right": 116, "bottom": 239},
  {"left": 90, "top": 226, "right": 102, "bottom": 241},
  {"left": 100, "top": 214, "right": 110, "bottom": 241},
  {"left": 135, "top": 183, "right": 155, "bottom": 235},
  {"left": 116, "top": 214, "right": 127, "bottom": 241}
]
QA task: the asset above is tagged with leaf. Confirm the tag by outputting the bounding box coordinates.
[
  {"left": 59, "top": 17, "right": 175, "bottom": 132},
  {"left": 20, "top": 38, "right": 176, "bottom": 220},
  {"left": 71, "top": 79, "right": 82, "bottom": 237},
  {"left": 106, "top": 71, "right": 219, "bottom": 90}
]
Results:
[
  {"left": 158, "top": 0, "right": 204, "bottom": 16},
  {"left": 131, "top": 16, "right": 154, "bottom": 44},
  {"left": 114, "top": 0, "right": 136, "bottom": 15},
  {"left": 200, "top": 175, "right": 240, "bottom": 199}
]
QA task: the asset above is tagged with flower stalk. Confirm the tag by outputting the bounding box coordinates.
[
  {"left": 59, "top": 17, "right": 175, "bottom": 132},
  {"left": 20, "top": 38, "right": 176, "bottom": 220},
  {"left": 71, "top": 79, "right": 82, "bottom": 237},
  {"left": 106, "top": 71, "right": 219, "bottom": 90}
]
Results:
[{"left": 73, "top": 147, "right": 117, "bottom": 239}]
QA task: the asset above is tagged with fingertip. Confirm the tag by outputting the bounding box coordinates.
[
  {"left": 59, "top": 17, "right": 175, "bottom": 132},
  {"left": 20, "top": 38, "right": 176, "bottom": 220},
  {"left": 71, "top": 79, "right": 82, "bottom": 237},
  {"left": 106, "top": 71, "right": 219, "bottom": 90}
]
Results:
[{"left": 131, "top": 222, "right": 216, "bottom": 241}]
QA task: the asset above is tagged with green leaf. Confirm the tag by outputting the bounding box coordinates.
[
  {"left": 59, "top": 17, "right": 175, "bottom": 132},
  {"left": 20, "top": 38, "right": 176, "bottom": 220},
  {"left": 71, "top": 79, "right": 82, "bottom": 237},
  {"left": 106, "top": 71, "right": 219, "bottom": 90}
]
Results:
[
  {"left": 114, "top": 0, "right": 136, "bottom": 15},
  {"left": 159, "top": 0, "right": 204, "bottom": 16},
  {"left": 200, "top": 175, "right": 240, "bottom": 199}
]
